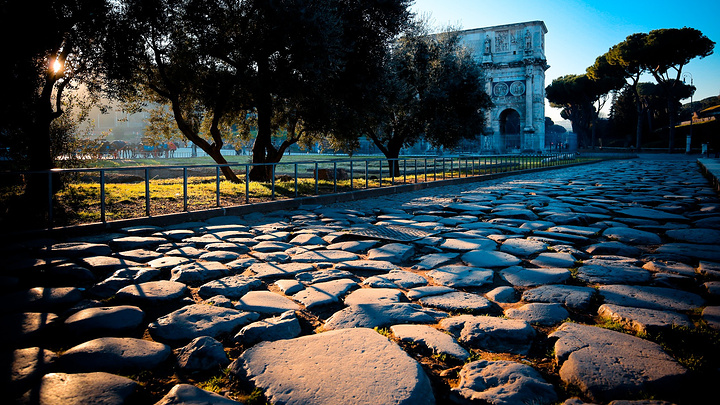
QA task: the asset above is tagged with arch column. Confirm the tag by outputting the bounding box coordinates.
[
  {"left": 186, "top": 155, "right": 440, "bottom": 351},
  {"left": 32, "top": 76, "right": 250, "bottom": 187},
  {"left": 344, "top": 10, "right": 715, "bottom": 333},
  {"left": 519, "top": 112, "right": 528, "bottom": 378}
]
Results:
[{"left": 524, "top": 65, "right": 534, "bottom": 134}]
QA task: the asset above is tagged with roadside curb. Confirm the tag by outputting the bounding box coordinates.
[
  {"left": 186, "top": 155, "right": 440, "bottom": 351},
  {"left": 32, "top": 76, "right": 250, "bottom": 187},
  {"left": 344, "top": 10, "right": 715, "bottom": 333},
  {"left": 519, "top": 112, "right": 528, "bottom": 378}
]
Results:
[{"left": 698, "top": 158, "right": 720, "bottom": 193}]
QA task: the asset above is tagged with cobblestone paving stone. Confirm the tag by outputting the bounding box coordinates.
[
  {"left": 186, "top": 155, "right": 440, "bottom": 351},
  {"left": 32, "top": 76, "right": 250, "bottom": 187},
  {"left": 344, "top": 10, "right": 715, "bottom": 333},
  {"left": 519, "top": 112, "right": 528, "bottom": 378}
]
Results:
[{"left": 3, "top": 155, "right": 720, "bottom": 404}]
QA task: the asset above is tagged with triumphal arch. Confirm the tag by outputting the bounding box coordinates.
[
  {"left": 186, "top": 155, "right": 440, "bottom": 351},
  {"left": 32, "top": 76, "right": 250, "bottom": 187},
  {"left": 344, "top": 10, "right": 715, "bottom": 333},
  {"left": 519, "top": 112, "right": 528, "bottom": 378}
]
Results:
[{"left": 458, "top": 21, "right": 549, "bottom": 153}]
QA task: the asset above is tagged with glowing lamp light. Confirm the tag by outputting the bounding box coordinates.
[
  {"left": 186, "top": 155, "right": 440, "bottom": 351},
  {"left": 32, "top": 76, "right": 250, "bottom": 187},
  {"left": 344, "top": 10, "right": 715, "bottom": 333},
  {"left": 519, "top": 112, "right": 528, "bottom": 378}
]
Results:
[{"left": 51, "top": 59, "right": 63, "bottom": 74}]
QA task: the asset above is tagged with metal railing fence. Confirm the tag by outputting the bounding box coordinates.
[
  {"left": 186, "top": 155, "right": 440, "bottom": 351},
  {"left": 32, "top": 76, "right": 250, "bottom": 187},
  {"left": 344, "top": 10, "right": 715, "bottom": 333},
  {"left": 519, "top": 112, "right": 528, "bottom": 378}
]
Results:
[{"left": 1, "top": 153, "right": 627, "bottom": 229}]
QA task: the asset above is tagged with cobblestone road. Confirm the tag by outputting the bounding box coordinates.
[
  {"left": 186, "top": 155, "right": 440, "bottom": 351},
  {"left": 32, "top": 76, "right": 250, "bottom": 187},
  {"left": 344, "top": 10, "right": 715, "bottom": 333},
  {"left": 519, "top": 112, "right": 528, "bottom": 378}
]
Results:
[{"left": 3, "top": 155, "right": 719, "bottom": 404}]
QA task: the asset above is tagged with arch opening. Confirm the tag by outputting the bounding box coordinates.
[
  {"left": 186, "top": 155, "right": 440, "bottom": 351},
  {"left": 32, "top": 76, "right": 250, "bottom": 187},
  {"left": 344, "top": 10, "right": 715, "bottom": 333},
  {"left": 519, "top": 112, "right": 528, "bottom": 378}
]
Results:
[{"left": 499, "top": 109, "right": 521, "bottom": 151}]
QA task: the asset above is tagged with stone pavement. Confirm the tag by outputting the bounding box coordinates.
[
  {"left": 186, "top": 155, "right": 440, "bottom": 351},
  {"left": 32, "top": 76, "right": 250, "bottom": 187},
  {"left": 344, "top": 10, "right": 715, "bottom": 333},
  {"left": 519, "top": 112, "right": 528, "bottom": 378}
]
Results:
[{"left": 2, "top": 155, "right": 720, "bottom": 404}]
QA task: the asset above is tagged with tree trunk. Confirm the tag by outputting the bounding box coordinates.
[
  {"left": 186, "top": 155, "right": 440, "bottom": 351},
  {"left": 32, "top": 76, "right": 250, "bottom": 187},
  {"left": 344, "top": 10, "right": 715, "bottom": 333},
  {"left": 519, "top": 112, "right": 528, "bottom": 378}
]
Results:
[
  {"left": 667, "top": 98, "right": 677, "bottom": 153},
  {"left": 590, "top": 106, "right": 598, "bottom": 149},
  {"left": 633, "top": 90, "right": 643, "bottom": 152},
  {"left": 168, "top": 97, "right": 241, "bottom": 183},
  {"left": 206, "top": 149, "right": 240, "bottom": 183},
  {"left": 23, "top": 118, "right": 55, "bottom": 225},
  {"left": 249, "top": 92, "right": 275, "bottom": 182},
  {"left": 365, "top": 130, "right": 403, "bottom": 177},
  {"left": 23, "top": 77, "right": 61, "bottom": 226},
  {"left": 386, "top": 145, "right": 402, "bottom": 178}
]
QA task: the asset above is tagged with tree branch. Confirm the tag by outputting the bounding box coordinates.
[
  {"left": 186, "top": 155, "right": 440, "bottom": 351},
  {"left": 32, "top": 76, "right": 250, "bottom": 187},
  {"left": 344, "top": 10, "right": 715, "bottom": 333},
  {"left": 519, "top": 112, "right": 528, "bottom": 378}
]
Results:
[
  {"left": 364, "top": 128, "right": 390, "bottom": 156},
  {"left": 51, "top": 78, "right": 71, "bottom": 120}
]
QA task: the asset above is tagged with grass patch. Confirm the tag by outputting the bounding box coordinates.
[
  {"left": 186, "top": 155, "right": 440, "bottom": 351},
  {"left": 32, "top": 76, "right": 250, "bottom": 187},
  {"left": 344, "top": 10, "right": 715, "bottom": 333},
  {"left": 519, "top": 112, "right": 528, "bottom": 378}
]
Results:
[
  {"left": 648, "top": 324, "right": 720, "bottom": 373},
  {"left": 594, "top": 318, "right": 720, "bottom": 374},
  {"left": 374, "top": 326, "right": 393, "bottom": 339},
  {"left": 465, "top": 350, "right": 484, "bottom": 364},
  {"left": 568, "top": 267, "right": 580, "bottom": 279},
  {"left": 432, "top": 353, "right": 450, "bottom": 362},
  {"left": 196, "top": 367, "right": 233, "bottom": 393},
  {"left": 595, "top": 318, "right": 629, "bottom": 333},
  {"left": 197, "top": 374, "right": 225, "bottom": 394},
  {"left": 244, "top": 388, "right": 272, "bottom": 405}
]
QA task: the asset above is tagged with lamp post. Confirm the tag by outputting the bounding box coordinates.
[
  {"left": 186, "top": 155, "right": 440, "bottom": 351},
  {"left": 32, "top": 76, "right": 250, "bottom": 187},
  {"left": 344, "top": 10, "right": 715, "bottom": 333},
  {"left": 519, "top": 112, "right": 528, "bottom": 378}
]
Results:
[{"left": 682, "top": 72, "right": 694, "bottom": 154}]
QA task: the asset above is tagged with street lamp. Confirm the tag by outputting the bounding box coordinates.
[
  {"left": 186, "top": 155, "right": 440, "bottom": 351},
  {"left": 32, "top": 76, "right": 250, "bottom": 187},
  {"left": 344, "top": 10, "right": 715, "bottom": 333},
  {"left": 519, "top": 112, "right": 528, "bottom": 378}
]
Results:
[{"left": 682, "top": 72, "right": 694, "bottom": 154}]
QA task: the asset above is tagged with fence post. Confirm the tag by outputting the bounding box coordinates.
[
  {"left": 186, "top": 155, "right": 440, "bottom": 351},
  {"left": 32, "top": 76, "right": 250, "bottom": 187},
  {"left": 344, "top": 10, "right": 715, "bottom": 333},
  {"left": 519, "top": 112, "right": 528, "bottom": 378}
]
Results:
[
  {"left": 145, "top": 168, "right": 150, "bottom": 217},
  {"left": 379, "top": 160, "right": 383, "bottom": 187},
  {"left": 100, "top": 169, "right": 106, "bottom": 223},
  {"left": 271, "top": 164, "right": 276, "bottom": 200},
  {"left": 390, "top": 159, "right": 395, "bottom": 185},
  {"left": 245, "top": 164, "right": 250, "bottom": 204},
  {"left": 350, "top": 160, "right": 354, "bottom": 190},
  {"left": 365, "top": 160, "right": 369, "bottom": 189},
  {"left": 403, "top": 159, "right": 406, "bottom": 183},
  {"left": 414, "top": 159, "right": 418, "bottom": 183},
  {"left": 216, "top": 166, "right": 221, "bottom": 208},
  {"left": 294, "top": 163, "right": 298, "bottom": 198},
  {"left": 333, "top": 161, "right": 337, "bottom": 193},
  {"left": 314, "top": 162, "right": 319, "bottom": 195},
  {"left": 183, "top": 167, "right": 188, "bottom": 212}
]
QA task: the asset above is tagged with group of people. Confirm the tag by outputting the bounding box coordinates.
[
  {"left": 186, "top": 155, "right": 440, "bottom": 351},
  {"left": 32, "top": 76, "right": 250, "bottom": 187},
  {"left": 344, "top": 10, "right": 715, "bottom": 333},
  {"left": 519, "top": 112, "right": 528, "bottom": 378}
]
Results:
[
  {"left": 96, "top": 141, "right": 178, "bottom": 159},
  {"left": 549, "top": 142, "right": 570, "bottom": 151}
]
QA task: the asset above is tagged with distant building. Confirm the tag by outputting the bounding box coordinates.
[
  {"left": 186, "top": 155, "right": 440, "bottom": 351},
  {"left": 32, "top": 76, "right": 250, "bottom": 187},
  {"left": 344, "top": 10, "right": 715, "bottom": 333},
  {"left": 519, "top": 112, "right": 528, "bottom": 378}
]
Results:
[
  {"left": 676, "top": 104, "right": 720, "bottom": 152},
  {"left": 458, "top": 21, "right": 549, "bottom": 153},
  {"left": 83, "top": 102, "right": 149, "bottom": 143}
]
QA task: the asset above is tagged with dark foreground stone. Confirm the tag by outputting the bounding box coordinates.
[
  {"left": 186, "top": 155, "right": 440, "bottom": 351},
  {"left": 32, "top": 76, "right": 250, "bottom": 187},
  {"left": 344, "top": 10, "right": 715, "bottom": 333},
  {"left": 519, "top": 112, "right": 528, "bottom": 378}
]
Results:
[{"left": 550, "top": 322, "right": 687, "bottom": 402}]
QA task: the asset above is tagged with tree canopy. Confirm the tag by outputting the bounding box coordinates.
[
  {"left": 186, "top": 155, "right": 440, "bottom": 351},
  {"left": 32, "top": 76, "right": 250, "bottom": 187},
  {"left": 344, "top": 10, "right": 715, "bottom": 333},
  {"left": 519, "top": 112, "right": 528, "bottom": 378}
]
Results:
[
  {"left": 1, "top": 0, "right": 113, "bottom": 171},
  {"left": 360, "top": 23, "right": 492, "bottom": 174},
  {"left": 642, "top": 28, "right": 714, "bottom": 151},
  {"left": 1, "top": 0, "right": 116, "bottom": 224},
  {"left": 545, "top": 74, "right": 595, "bottom": 147},
  {"left": 105, "top": 0, "right": 412, "bottom": 181},
  {"left": 588, "top": 28, "right": 713, "bottom": 151}
]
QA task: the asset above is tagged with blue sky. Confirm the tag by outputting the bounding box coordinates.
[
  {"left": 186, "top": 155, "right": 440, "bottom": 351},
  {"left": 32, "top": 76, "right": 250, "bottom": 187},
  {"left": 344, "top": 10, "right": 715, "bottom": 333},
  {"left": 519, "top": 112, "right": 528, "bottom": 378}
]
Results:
[{"left": 410, "top": 0, "right": 720, "bottom": 122}]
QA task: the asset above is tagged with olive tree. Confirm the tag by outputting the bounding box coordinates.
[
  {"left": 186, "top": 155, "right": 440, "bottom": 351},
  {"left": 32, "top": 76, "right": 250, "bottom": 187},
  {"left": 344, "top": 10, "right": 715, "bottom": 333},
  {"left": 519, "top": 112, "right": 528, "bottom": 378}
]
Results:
[
  {"left": 0, "top": 1, "right": 114, "bottom": 225},
  {"left": 106, "top": 0, "right": 411, "bottom": 181},
  {"left": 360, "top": 24, "right": 492, "bottom": 175}
]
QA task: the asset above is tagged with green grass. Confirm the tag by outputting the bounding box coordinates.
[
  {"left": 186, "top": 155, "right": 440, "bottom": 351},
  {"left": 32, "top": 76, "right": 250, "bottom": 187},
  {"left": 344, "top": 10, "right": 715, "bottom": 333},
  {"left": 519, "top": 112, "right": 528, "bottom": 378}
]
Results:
[
  {"left": 432, "top": 353, "right": 450, "bottom": 363},
  {"left": 595, "top": 318, "right": 629, "bottom": 333},
  {"left": 197, "top": 374, "right": 226, "bottom": 393},
  {"left": 650, "top": 324, "right": 720, "bottom": 373},
  {"left": 244, "top": 388, "right": 272, "bottom": 405},
  {"left": 373, "top": 327, "right": 394, "bottom": 339},
  {"left": 465, "top": 350, "right": 484, "bottom": 364},
  {"left": 594, "top": 316, "right": 720, "bottom": 374}
]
